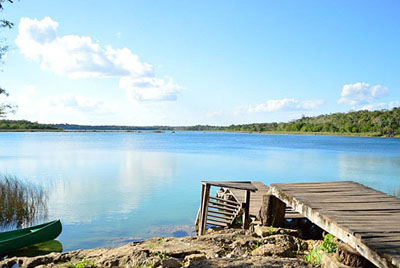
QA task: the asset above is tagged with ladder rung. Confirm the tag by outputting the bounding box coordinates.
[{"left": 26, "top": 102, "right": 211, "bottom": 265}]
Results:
[
  {"left": 207, "top": 212, "right": 232, "bottom": 221},
  {"left": 209, "top": 196, "right": 240, "bottom": 205},
  {"left": 207, "top": 216, "right": 231, "bottom": 224},
  {"left": 208, "top": 209, "right": 235, "bottom": 216},
  {"left": 208, "top": 204, "right": 237, "bottom": 212},
  {"left": 207, "top": 220, "right": 227, "bottom": 227},
  {"left": 208, "top": 200, "right": 240, "bottom": 209}
]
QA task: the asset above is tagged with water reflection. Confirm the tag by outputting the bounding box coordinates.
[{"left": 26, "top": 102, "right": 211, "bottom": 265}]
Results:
[
  {"left": 0, "top": 132, "right": 399, "bottom": 250},
  {"left": 337, "top": 154, "right": 400, "bottom": 193},
  {"left": 0, "top": 175, "right": 48, "bottom": 230},
  {"left": 4, "top": 240, "right": 62, "bottom": 258},
  {"left": 47, "top": 151, "right": 177, "bottom": 223}
]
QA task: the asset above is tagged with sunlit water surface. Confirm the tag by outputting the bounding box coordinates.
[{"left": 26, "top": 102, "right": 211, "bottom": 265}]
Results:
[{"left": 0, "top": 132, "right": 399, "bottom": 250}]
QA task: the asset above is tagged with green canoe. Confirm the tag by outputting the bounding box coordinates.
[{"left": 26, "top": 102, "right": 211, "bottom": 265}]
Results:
[{"left": 0, "top": 220, "right": 62, "bottom": 254}]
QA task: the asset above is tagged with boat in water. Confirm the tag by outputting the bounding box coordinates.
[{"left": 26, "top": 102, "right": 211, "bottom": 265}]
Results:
[{"left": 0, "top": 220, "right": 62, "bottom": 254}]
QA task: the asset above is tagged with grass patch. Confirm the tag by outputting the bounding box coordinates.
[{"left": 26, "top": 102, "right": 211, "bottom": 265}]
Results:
[
  {"left": 67, "top": 260, "right": 95, "bottom": 268},
  {"left": 0, "top": 174, "right": 48, "bottom": 228},
  {"left": 305, "top": 233, "right": 338, "bottom": 265}
]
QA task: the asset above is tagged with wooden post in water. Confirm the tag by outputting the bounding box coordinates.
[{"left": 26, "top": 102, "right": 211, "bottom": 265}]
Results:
[
  {"left": 242, "top": 190, "right": 251, "bottom": 229},
  {"left": 199, "top": 183, "right": 210, "bottom": 235},
  {"left": 259, "top": 190, "right": 286, "bottom": 227}
]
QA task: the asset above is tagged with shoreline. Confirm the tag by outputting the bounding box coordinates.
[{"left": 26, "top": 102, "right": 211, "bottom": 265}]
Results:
[
  {"left": 1, "top": 129, "right": 399, "bottom": 138},
  {"left": 215, "top": 130, "right": 400, "bottom": 138},
  {"left": 0, "top": 227, "right": 321, "bottom": 268}
]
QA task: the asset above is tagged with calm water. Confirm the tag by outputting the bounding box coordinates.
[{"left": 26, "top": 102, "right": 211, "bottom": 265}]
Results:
[{"left": 0, "top": 131, "right": 399, "bottom": 250}]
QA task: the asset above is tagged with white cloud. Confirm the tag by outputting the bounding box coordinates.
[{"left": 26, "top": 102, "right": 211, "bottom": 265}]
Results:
[
  {"left": 121, "top": 76, "right": 182, "bottom": 102},
  {"left": 389, "top": 101, "right": 400, "bottom": 109},
  {"left": 8, "top": 85, "right": 117, "bottom": 123},
  {"left": 248, "top": 98, "right": 325, "bottom": 113},
  {"left": 356, "top": 100, "right": 400, "bottom": 111},
  {"left": 48, "top": 94, "right": 114, "bottom": 115},
  {"left": 338, "top": 82, "right": 388, "bottom": 105},
  {"left": 360, "top": 103, "right": 388, "bottom": 111},
  {"left": 15, "top": 17, "right": 181, "bottom": 102}
]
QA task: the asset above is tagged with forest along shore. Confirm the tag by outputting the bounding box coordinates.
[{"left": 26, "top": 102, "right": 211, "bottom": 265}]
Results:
[
  {"left": 1, "top": 227, "right": 324, "bottom": 268},
  {"left": 1, "top": 107, "right": 400, "bottom": 137}
]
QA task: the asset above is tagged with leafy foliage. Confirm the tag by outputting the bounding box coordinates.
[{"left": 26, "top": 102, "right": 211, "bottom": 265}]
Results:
[
  {"left": 305, "top": 234, "right": 338, "bottom": 265},
  {"left": 67, "top": 260, "right": 96, "bottom": 268},
  {"left": 179, "top": 108, "right": 400, "bottom": 137},
  {"left": 0, "top": 0, "right": 16, "bottom": 118},
  {"left": 0, "top": 0, "right": 14, "bottom": 30},
  {"left": 0, "top": 174, "right": 48, "bottom": 229},
  {"left": 55, "top": 123, "right": 172, "bottom": 131},
  {"left": 0, "top": 88, "right": 15, "bottom": 118},
  {"left": 0, "top": 119, "right": 60, "bottom": 130}
]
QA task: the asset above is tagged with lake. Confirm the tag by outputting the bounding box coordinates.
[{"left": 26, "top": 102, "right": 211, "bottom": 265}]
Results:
[{"left": 0, "top": 131, "right": 399, "bottom": 251}]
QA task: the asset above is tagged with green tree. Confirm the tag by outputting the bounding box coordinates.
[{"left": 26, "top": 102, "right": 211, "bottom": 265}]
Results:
[
  {"left": 0, "top": 88, "right": 14, "bottom": 117},
  {"left": 0, "top": 0, "right": 16, "bottom": 118}
]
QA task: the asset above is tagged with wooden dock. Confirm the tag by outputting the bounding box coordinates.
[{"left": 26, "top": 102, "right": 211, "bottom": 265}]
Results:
[
  {"left": 194, "top": 181, "right": 304, "bottom": 236},
  {"left": 195, "top": 180, "right": 400, "bottom": 267},
  {"left": 222, "top": 181, "right": 303, "bottom": 219},
  {"left": 196, "top": 181, "right": 257, "bottom": 235},
  {"left": 271, "top": 181, "right": 400, "bottom": 268}
]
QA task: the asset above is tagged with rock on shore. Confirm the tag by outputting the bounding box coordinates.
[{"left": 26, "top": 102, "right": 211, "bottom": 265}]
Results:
[{"left": 1, "top": 227, "right": 318, "bottom": 268}]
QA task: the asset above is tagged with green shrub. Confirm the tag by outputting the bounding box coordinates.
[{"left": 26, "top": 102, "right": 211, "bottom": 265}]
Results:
[
  {"left": 0, "top": 174, "right": 48, "bottom": 228},
  {"left": 305, "top": 233, "right": 338, "bottom": 265},
  {"left": 67, "top": 260, "right": 95, "bottom": 268}
]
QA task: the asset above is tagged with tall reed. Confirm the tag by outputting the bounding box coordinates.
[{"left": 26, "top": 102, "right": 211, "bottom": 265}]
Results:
[{"left": 0, "top": 174, "right": 48, "bottom": 229}]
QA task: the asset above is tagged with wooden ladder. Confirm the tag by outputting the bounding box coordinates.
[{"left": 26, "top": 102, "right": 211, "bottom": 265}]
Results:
[
  {"left": 206, "top": 196, "right": 241, "bottom": 227},
  {"left": 196, "top": 182, "right": 252, "bottom": 235}
]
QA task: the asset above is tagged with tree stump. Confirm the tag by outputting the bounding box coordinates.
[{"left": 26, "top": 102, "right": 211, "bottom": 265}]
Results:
[
  {"left": 336, "top": 243, "right": 375, "bottom": 268},
  {"left": 258, "top": 190, "right": 286, "bottom": 227}
]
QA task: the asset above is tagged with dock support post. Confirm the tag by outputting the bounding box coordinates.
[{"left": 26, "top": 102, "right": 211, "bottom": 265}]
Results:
[
  {"left": 199, "top": 183, "right": 210, "bottom": 235},
  {"left": 259, "top": 190, "right": 286, "bottom": 227},
  {"left": 242, "top": 190, "right": 251, "bottom": 229}
]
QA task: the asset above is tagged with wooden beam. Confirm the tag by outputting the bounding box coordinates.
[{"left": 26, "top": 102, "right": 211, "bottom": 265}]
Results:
[
  {"left": 242, "top": 190, "right": 251, "bottom": 229},
  {"left": 258, "top": 191, "right": 286, "bottom": 227},
  {"left": 201, "top": 181, "right": 257, "bottom": 191},
  {"left": 199, "top": 183, "right": 211, "bottom": 236},
  {"left": 270, "top": 185, "right": 395, "bottom": 268}
]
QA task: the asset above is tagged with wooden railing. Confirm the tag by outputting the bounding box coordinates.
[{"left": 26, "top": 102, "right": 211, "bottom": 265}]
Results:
[
  {"left": 206, "top": 196, "right": 241, "bottom": 227},
  {"left": 195, "top": 181, "right": 256, "bottom": 235}
]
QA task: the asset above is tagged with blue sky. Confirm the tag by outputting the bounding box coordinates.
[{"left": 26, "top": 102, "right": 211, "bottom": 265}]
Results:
[{"left": 1, "top": 0, "right": 399, "bottom": 125}]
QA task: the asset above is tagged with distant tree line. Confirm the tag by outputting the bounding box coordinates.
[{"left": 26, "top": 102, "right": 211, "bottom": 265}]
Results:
[
  {"left": 0, "top": 120, "right": 60, "bottom": 130},
  {"left": 180, "top": 108, "right": 400, "bottom": 137},
  {"left": 1, "top": 108, "right": 400, "bottom": 136},
  {"left": 55, "top": 124, "right": 173, "bottom": 131}
]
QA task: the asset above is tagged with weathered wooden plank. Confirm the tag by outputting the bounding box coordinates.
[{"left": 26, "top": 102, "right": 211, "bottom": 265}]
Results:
[
  {"left": 207, "top": 209, "right": 235, "bottom": 217},
  {"left": 274, "top": 181, "right": 354, "bottom": 187},
  {"left": 208, "top": 199, "right": 240, "bottom": 209},
  {"left": 242, "top": 190, "right": 251, "bottom": 229},
  {"left": 297, "top": 197, "right": 398, "bottom": 202},
  {"left": 367, "top": 238, "right": 400, "bottom": 243},
  {"left": 270, "top": 182, "right": 398, "bottom": 268},
  {"left": 368, "top": 241, "right": 400, "bottom": 250},
  {"left": 199, "top": 183, "right": 210, "bottom": 235},
  {"left": 306, "top": 202, "right": 400, "bottom": 209},
  {"left": 202, "top": 181, "right": 257, "bottom": 191},
  {"left": 206, "top": 213, "right": 232, "bottom": 221},
  {"left": 259, "top": 192, "right": 286, "bottom": 227},
  {"left": 208, "top": 204, "right": 237, "bottom": 212},
  {"left": 206, "top": 220, "right": 227, "bottom": 227},
  {"left": 226, "top": 182, "right": 304, "bottom": 220},
  {"left": 337, "top": 220, "right": 400, "bottom": 225},
  {"left": 209, "top": 196, "right": 240, "bottom": 205},
  {"left": 323, "top": 211, "right": 400, "bottom": 217},
  {"left": 206, "top": 217, "right": 231, "bottom": 224}
]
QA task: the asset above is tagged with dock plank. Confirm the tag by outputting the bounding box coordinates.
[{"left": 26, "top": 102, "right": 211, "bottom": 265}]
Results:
[
  {"left": 271, "top": 181, "right": 400, "bottom": 268},
  {"left": 223, "top": 182, "right": 304, "bottom": 219}
]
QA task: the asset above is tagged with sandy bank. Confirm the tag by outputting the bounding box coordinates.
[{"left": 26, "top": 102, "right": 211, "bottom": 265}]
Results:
[{"left": 0, "top": 227, "right": 321, "bottom": 268}]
